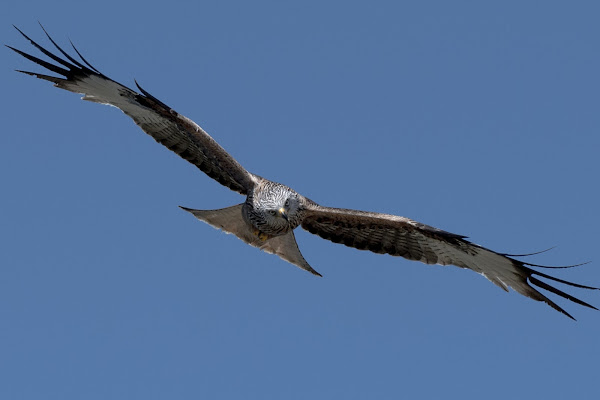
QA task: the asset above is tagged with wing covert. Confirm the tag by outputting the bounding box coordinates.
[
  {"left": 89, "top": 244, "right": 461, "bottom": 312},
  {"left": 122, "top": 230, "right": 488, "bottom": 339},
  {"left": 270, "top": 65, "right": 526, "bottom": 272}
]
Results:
[
  {"left": 301, "top": 204, "right": 598, "bottom": 319},
  {"left": 301, "top": 204, "right": 466, "bottom": 263},
  {"left": 8, "top": 25, "right": 255, "bottom": 194}
]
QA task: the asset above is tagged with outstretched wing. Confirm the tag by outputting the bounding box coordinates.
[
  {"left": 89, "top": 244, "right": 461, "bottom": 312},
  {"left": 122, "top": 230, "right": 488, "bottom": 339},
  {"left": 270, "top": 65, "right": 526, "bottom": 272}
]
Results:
[
  {"left": 7, "top": 25, "right": 255, "bottom": 195},
  {"left": 301, "top": 203, "right": 597, "bottom": 319}
]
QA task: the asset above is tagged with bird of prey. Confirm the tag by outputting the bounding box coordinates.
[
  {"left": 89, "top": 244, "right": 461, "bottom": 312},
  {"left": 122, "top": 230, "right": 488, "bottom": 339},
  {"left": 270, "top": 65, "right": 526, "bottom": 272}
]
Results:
[{"left": 7, "top": 25, "right": 597, "bottom": 319}]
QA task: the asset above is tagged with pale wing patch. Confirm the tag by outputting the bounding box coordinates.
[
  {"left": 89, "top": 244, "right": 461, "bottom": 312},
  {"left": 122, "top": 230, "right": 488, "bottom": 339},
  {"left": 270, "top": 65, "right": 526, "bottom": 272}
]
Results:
[
  {"left": 301, "top": 203, "right": 597, "bottom": 319},
  {"left": 9, "top": 26, "right": 254, "bottom": 194}
]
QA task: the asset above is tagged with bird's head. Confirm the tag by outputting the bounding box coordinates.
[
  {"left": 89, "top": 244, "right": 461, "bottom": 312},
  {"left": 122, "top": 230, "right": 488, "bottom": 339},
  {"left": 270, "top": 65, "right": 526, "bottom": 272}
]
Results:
[
  {"left": 247, "top": 183, "right": 304, "bottom": 235},
  {"left": 267, "top": 195, "right": 300, "bottom": 222}
]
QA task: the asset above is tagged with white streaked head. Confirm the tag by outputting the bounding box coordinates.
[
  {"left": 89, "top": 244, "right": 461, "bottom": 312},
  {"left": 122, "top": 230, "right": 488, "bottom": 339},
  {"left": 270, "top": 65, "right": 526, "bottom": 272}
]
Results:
[{"left": 244, "top": 182, "right": 304, "bottom": 236}]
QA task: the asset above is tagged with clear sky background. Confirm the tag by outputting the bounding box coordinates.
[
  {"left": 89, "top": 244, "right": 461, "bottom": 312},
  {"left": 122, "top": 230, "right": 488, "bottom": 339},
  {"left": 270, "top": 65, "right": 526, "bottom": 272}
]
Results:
[{"left": 2, "top": 1, "right": 599, "bottom": 399}]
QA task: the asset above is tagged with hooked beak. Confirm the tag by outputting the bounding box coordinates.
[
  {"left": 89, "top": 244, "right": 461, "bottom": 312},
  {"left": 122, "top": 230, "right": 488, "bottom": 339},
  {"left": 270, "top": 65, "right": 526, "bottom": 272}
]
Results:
[{"left": 278, "top": 207, "right": 288, "bottom": 221}]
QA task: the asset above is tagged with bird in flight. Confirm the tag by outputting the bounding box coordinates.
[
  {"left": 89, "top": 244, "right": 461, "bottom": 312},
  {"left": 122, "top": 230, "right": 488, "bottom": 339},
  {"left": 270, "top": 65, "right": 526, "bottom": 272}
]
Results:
[{"left": 7, "top": 25, "right": 597, "bottom": 319}]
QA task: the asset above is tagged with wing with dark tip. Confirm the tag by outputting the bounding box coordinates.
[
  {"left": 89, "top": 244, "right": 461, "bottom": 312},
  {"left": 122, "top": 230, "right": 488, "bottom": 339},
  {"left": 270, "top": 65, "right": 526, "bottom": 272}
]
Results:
[
  {"left": 301, "top": 203, "right": 598, "bottom": 319},
  {"left": 7, "top": 25, "right": 256, "bottom": 195}
]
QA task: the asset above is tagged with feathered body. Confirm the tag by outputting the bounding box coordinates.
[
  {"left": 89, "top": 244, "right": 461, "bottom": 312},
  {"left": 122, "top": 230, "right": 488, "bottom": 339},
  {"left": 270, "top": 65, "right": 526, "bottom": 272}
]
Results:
[{"left": 7, "top": 25, "right": 598, "bottom": 319}]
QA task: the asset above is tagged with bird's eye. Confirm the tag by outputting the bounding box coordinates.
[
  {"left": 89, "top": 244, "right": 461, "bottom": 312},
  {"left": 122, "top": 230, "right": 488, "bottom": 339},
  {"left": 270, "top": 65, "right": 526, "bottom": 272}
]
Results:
[
  {"left": 269, "top": 210, "right": 277, "bottom": 216},
  {"left": 284, "top": 199, "right": 290, "bottom": 207}
]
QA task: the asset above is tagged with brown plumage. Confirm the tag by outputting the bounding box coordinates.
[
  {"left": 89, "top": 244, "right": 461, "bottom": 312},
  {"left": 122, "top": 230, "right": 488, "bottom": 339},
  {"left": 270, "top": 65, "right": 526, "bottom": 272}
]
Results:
[{"left": 8, "top": 24, "right": 598, "bottom": 319}]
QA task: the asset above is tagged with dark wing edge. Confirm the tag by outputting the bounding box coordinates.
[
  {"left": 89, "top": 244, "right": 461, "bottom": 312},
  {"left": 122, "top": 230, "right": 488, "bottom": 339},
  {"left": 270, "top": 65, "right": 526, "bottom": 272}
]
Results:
[
  {"left": 300, "top": 204, "right": 597, "bottom": 319},
  {"left": 7, "top": 24, "right": 255, "bottom": 195}
]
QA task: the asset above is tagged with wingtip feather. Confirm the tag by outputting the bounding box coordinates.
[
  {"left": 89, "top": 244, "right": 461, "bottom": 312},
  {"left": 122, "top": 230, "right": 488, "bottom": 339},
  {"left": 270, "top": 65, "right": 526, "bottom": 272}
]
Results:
[
  {"left": 14, "top": 69, "right": 64, "bottom": 84},
  {"left": 69, "top": 39, "right": 102, "bottom": 74},
  {"left": 529, "top": 276, "right": 598, "bottom": 311}
]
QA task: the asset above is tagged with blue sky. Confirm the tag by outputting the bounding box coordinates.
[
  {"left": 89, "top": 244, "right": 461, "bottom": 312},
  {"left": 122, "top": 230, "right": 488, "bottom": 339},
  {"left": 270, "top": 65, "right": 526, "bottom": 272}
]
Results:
[{"left": 2, "top": 1, "right": 599, "bottom": 399}]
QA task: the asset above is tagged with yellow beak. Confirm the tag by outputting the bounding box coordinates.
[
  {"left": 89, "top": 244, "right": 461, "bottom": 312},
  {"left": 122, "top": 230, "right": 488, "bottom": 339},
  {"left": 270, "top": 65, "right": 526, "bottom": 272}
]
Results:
[{"left": 278, "top": 207, "right": 288, "bottom": 221}]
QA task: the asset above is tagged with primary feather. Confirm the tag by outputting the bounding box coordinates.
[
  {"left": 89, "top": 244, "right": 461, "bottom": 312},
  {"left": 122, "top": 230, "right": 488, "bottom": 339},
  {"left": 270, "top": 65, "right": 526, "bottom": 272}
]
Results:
[
  {"left": 8, "top": 25, "right": 255, "bottom": 194},
  {"left": 8, "top": 24, "right": 597, "bottom": 319}
]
